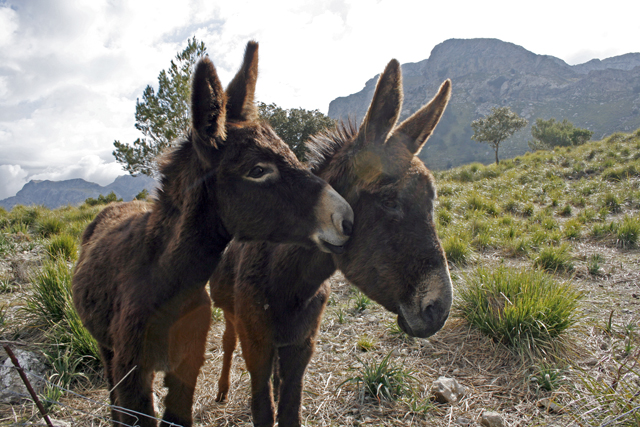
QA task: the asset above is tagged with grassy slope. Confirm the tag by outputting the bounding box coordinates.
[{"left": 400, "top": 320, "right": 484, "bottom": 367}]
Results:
[{"left": 1, "top": 130, "right": 639, "bottom": 425}]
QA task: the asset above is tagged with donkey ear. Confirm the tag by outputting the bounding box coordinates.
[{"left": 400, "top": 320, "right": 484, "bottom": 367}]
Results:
[
  {"left": 355, "top": 59, "right": 403, "bottom": 148},
  {"left": 389, "top": 79, "right": 451, "bottom": 155},
  {"left": 191, "top": 56, "right": 227, "bottom": 146},
  {"left": 225, "top": 41, "right": 259, "bottom": 121}
]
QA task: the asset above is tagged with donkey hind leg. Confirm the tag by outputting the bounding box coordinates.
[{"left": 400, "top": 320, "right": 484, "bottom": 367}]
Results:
[
  {"left": 162, "top": 302, "right": 211, "bottom": 427},
  {"left": 215, "top": 313, "right": 238, "bottom": 402},
  {"left": 276, "top": 339, "right": 315, "bottom": 427},
  {"left": 111, "top": 357, "right": 156, "bottom": 427}
]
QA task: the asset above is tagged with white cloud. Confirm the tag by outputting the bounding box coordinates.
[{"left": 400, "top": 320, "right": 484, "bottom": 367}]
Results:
[
  {"left": 0, "top": 165, "right": 28, "bottom": 200},
  {"left": 30, "top": 155, "right": 125, "bottom": 186},
  {"left": 0, "top": 0, "right": 639, "bottom": 200}
]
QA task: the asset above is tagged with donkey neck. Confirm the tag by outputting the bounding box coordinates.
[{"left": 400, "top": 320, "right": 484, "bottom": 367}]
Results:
[{"left": 150, "top": 143, "right": 231, "bottom": 288}]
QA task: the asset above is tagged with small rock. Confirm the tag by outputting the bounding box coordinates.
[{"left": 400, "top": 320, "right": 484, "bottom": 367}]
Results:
[
  {"left": 480, "top": 411, "right": 504, "bottom": 427},
  {"left": 538, "top": 398, "right": 563, "bottom": 413},
  {"left": 322, "top": 344, "right": 332, "bottom": 352},
  {"left": 0, "top": 349, "right": 46, "bottom": 404},
  {"left": 456, "top": 416, "right": 473, "bottom": 425},
  {"left": 432, "top": 376, "right": 466, "bottom": 404}
]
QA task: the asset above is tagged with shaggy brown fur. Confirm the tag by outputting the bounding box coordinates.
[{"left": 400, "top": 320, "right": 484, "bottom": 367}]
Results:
[
  {"left": 208, "top": 59, "right": 453, "bottom": 426},
  {"left": 72, "top": 42, "right": 353, "bottom": 427}
]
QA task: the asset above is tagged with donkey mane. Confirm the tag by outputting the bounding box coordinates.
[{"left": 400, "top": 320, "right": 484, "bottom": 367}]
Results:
[{"left": 306, "top": 120, "right": 358, "bottom": 174}]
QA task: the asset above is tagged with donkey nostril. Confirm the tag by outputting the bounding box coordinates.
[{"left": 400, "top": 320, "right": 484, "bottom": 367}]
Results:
[{"left": 342, "top": 220, "right": 353, "bottom": 236}]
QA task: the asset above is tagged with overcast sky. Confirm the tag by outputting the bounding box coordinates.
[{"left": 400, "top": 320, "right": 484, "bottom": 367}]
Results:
[{"left": 1, "top": 0, "right": 639, "bottom": 200}]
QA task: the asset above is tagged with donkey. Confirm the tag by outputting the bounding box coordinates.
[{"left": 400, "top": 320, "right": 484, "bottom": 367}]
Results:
[
  {"left": 208, "top": 59, "right": 453, "bottom": 426},
  {"left": 72, "top": 41, "right": 353, "bottom": 427}
]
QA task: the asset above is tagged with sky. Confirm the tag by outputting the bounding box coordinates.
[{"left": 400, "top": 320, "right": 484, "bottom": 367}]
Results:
[{"left": 1, "top": 0, "right": 639, "bottom": 200}]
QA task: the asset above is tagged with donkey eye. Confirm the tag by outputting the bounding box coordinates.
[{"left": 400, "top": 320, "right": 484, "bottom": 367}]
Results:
[
  {"left": 382, "top": 199, "right": 398, "bottom": 209},
  {"left": 248, "top": 166, "right": 266, "bottom": 179}
]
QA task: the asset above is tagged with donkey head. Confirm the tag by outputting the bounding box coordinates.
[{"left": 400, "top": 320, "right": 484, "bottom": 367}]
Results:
[
  {"left": 326, "top": 60, "right": 452, "bottom": 337},
  {"left": 189, "top": 42, "right": 353, "bottom": 253}
]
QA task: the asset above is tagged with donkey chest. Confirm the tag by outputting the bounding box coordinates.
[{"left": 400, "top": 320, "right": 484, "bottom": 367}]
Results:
[{"left": 270, "top": 284, "right": 330, "bottom": 346}]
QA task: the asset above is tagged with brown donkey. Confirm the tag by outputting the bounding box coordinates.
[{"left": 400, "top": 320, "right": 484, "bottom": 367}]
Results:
[
  {"left": 209, "top": 59, "right": 453, "bottom": 426},
  {"left": 72, "top": 42, "right": 353, "bottom": 427}
]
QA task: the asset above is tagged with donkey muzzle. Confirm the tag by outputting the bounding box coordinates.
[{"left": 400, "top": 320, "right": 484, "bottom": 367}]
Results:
[{"left": 311, "top": 185, "right": 354, "bottom": 254}]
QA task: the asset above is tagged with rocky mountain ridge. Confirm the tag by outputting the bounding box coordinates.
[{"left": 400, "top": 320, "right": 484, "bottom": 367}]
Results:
[
  {"left": 328, "top": 38, "right": 640, "bottom": 169},
  {"left": 0, "top": 174, "right": 158, "bottom": 210}
]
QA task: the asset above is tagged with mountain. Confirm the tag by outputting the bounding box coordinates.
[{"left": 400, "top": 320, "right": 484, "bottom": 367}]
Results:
[
  {"left": 0, "top": 175, "right": 158, "bottom": 210},
  {"left": 328, "top": 38, "right": 640, "bottom": 170}
]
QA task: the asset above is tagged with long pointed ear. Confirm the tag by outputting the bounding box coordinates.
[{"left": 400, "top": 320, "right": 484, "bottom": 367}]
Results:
[
  {"left": 191, "top": 56, "right": 227, "bottom": 146},
  {"left": 225, "top": 41, "right": 259, "bottom": 121},
  {"left": 389, "top": 79, "right": 451, "bottom": 155},
  {"left": 355, "top": 59, "right": 403, "bottom": 148}
]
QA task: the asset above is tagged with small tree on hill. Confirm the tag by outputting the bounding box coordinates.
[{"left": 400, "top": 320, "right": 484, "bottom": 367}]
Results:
[
  {"left": 113, "top": 37, "right": 207, "bottom": 176},
  {"left": 257, "top": 103, "right": 335, "bottom": 161},
  {"left": 471, "top": 107, "right": 528, "bottom": 165},
  {"left": 528, "top": 118, "right": 593, "bottom": 151}
]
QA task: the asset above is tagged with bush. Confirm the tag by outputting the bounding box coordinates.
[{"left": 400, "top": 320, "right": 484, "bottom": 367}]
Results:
[
  {"left": 443, "top": 235, "right": 473, "bottom": 265},
  {"left": 46, "top": 233, "right": 78, "bottom": 261},
  {"left": 533, "top": 244, "right": 574, "bottom": 272},
  {"left": 341, "top": 352, "right": 415, "bottom": 401},
  {"left": 455, "top": 266, "right": 581, "bottom": 354}
]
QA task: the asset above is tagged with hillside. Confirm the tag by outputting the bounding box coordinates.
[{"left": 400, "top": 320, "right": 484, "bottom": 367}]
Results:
[
  {"left": 0, "top": 174, "right": 158, "bottom": 210},
  {"left": 1, "top": 130, "right": 639, "bottom": 425},
  {"left": 328, "top": 38, "right": 640, "bottom": 170}
]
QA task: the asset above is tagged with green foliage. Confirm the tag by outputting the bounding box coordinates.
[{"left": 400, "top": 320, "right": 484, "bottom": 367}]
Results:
[
  {"left": 528, "top": 118, "right": 593, "bottom": 150},
  {"left": 46, "top": 233, "right": 78, "bottom": 261},
  {"left": 471, "top": 107, "right": 528, "bottom": 164},
  {"left": 36, "top": 216, "right": 65, "bottom": 238},
  {"left": 616, "top": 215, "right": 639, "bottom": 248},
  {"left": 443, "top": 235, "right": 473, "bottom": 265},
  {"left": 533, "top": 244, "right": 574, "bottom": 272},
  {"left": 84, "top": 191, "right": 122, "bottom": 206},
  {"left": 113, "top": 37, "right": 207, "bottom": 176},
  {"left": 356, "top": 334, "right": 377, "bottom": 352},
  {"left": 258, "top": 102, "right": 335, "bottom": 161},
  {"left": 455, "top": 266, "right": 581, "bottom": 354},
  {"left": 135, "top": 188, "right": 150, "bottom": 201},
  {"left": 26, "top": 258, "right": 73, "bottom": 326},
  {"left": 351, "top": 288, "right": 371, "bottom": 312},
  {"left": 341, "top": 352, "right": 415, "bottom": 401},
  {"left": 532, "top": 363, "right": 566, "bottom": 391},
  {"left": 587, "top": 254, "right": 604, "bottom": 275}
]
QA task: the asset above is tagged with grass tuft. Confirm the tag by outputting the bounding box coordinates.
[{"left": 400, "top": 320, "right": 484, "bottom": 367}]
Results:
[
  {"left": 455, "top": 266, "right": 581, "bottom": 354},
  {"left": 341, "top": 351, "right": 415, "bottom": 401},
  {"left": 533, "top": 244, "right": 574, "bottom": 272}
]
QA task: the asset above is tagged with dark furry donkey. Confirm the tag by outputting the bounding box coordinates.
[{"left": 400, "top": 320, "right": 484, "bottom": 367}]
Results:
[
  {"left": 209, "top": 59, "right": 453, "bottom": 426},
  {"left": 72, "top": 42, "right": 353, "bottom": 427}
]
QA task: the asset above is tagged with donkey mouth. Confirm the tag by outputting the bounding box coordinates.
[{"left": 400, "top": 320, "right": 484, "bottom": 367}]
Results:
[{"left": 319, "top": 240, "right": 346, "bottom": 254}]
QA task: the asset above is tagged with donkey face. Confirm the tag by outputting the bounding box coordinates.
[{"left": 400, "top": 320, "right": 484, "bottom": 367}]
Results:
[
  {"left": 332, "top": 60, "right": 452, "bottom": 337},
  {"left": 190, "top": 42, "right": 353, "bottom": 253}
]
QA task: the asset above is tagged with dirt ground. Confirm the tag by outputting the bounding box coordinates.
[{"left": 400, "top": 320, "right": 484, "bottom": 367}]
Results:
[{"left": 1, "top": 237, "right": 639, "bottom": 426}]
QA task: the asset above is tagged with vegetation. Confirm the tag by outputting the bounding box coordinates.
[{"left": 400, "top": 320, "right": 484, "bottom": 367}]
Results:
[
  {"left": 113, "top": 38, "right": 336, "bottom": 177},
  {"left": 471, "top": 106, "right": 528, "bottom": 164},
  {"left": 0, "top": 128, "right": 639, "bottom": 425},
  {"left": 528, "top": 118, "right": 593, "bottom": 150},
  {"left": 258, "top": 102, "right": 335, "bottom": 161},
  {"left": 83, "top": 191, "right": 122, "bottom": 206},
  {"left": 113, "top": 37, "right": 206, "bottom": 176},
  {"left": 455, "top": 266, "right": 581, "bottom": 354}
]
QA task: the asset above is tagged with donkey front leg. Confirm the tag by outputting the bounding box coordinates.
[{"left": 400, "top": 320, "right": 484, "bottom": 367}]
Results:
[
  {"left": 276, "top": 339, "right": 315, "bottom": 427},
  {"left": 241, "top": 337, "right": 276, "bottom": 427}
]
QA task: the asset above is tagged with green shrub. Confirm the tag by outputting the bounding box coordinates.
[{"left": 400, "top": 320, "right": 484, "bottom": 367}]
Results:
[
  {"left": 603, "top": 193, "right": 622, "bottom": 213},
  {"left": 46, "top": 233, "right": 78, "bottom": 261},
  {"left": 25, "top": 258, "right": 73, "bottom": 326},
  {"left": 563, "top": 219, "right": 582, "bottom": 240},
  {"left": 351, "top": 289, "right": 371, "bottom": 312},
  {"left": 443, "top": 235, "right": 473, "bottom": 265},
  {"left": 341, "top": 352, "right": 415, "bottom": 401},
  {"left": 37, "top": 216, "right": 66, "bottom": 238},
  {"left": 533, "top": 244, "right": 574, "bottom": 272},
  {"left": 617, "top": 216, "right": 639, "bottom": 248},
  {"left": 455, "top": 266, "right": 581, "bottom": 354},
  {"left": 588, "top": 254, "right": 604, "bottom": 276}
]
